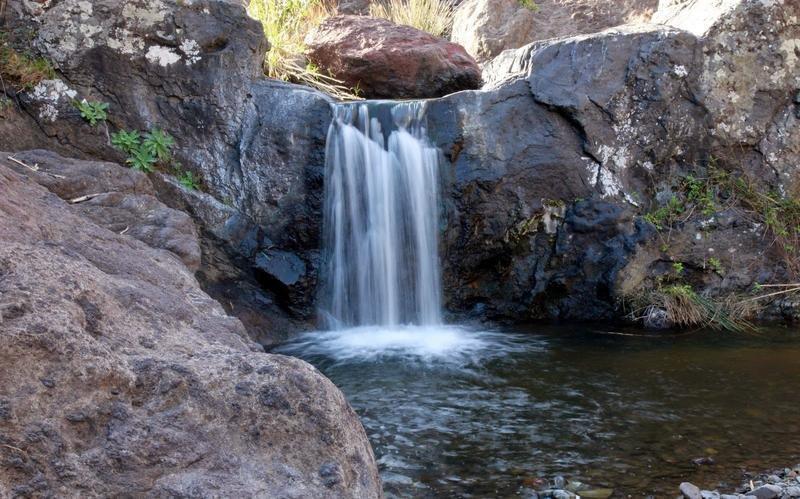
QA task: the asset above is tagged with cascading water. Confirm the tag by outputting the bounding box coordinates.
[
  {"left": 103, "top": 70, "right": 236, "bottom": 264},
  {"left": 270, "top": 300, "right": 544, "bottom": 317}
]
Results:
[
  {"left": 320, "top": 101, "right": 443, "bottom": 329},
  {"left": 281, "top": 99, "right": 497, "bottom": 361}
]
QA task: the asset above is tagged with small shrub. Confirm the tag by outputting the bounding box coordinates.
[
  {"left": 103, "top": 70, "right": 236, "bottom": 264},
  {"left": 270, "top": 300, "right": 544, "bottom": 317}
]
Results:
[
  {"left": 370, "top": 0, "right": 454, "bottom": 37},
  {"left": 111, "top": 129, "right": 141, "bottom": 154},
  {"left": 682, "top": 174, "right": 716, "bottom": 216},
  {"left": 672, "top": 262, "right": 684, "bottom": 275},
  {"left": 707, "top": 257, "right": 724, "bottom": 275},
  {"left": 627, "top": 283, "right": 753, "bottom": 332},
  {"left": 113, "top": 127, "right": 175, "bottom": 174},
  {"left": 126, "top": 145, "right": 156, "bottom": 172},
  {"left": 143, "top": 128, "right": 174, "bottom": 161},
  {"left": 74, "top": 99, "right": 109, "bottom": 126},
  {"left": 643, "top": 195, "right": 684, "bottom": 231},
  {"left": 517, "top": 0, "right": 539, "bottom": 11}
]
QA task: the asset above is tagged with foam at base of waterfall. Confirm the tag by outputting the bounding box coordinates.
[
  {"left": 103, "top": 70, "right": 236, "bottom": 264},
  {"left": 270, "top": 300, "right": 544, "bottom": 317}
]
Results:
[{"left": 277, "top": 325, "right": 530, "bottom": 365}]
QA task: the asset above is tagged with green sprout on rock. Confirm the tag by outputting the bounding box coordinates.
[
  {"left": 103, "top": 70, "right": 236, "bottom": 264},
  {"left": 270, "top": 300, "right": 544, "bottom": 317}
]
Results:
[{"left": 74, "top": 99, "right": 109, "bottom": 126}]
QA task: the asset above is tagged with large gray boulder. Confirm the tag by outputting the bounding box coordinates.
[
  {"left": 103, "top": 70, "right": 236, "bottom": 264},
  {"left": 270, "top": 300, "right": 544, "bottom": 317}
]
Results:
[
  {"left": 451, "top": 0, "right": 538, "bottom": 64},
  {"left": 0, "top": 159, "right": 382, "bottom": 497},
  {"left": 452, "top": 0, "right": 659, "bottom": 63}
]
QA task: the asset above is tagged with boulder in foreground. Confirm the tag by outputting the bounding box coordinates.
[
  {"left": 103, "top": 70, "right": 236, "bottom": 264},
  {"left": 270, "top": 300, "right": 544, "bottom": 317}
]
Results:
[{"left": 0, "top": 154, "right": 381, "bottom": 497}]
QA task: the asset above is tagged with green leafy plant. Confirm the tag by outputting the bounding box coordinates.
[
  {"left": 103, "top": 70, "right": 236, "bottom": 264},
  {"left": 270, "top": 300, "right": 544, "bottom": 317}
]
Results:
[
  {"left": 112, "top": 126, "right": 178, "bottom": 175},
  {"left": 672, "top": 262, "right": 684, "bottom": 275},
  {"left": 111, "top": 129, "right": 141, "bottom": 154},
  {"left": 683, "top": 174, "right": 716, "bottom": 217},
  {"left": 177, "top": 170, "right": 200, "bottom": 190},
  {"left": 707, "top": 257, "right": 724, "bottom": 275},
  {"left": 370, "top": 0, "right": 454, "bottom": 37},
  {"left": 643, "top": 195, "right": 684, "bottom": 231},
  {"left": 143, "top": 128, "right": 175, "bottom": 161},
  {"left": 517, "top": 0, "right": 539, "bottom": 11},
  {"left": 247, "top": 0, "right": 356, "bottom": 99},
  {"left": 74, "top": 99, "right": 109, "bottom": 126},
  {"left": 126, "top": 145, "right": 156, "bottom": 172}
]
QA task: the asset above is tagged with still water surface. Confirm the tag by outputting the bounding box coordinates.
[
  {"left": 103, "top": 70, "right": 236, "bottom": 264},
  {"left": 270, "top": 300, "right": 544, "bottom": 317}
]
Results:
[{"left": 276, "top": 325, "right": 800, "bottom": 497}]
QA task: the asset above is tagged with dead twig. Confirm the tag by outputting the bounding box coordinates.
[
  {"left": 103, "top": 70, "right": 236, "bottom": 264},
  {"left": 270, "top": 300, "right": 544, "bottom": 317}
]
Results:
[
  {"left": 7, "top": 156, "right": 66, "bottom": 179},
  {"left": 740, "top": 286, "right": 800, "bottom": 303},
  {"left": 119, "top": 226, "right": 129, "bottom": 235},
  {"left": 7, "top": 155, "right": 38, "bottom": 172},
  {"left": 0, "top": 443, "right": 28, "bottom": 457},
  {"left": 69, "top": 193, "right": 104, "bottom": 204}
]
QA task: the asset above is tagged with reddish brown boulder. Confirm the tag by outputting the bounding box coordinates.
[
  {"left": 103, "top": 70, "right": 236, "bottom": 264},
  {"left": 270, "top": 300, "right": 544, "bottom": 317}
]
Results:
[{"left": 305, "top": 15, "right": 482, "bottom": 99}]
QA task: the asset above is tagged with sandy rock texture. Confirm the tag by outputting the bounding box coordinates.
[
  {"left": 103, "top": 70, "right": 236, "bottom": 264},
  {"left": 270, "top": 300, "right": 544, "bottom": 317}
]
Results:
[{"left": 0, "top": 154, "right": 382, "bottom": 497}]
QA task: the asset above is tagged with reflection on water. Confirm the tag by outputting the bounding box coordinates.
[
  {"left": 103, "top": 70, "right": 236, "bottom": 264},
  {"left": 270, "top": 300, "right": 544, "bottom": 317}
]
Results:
[{"left": 276, "top": 325, "right": 800, "bottom": 497}]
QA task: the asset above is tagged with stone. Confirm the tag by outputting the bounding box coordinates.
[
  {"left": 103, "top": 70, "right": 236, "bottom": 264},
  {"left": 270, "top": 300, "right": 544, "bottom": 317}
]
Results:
[
  {"left": 581, "top": 488, "right": 614, "bottom": 498},
  {"left": 305, "top": 15, "right": 482, "bottom": 99},
  {"left": 456, "top": 0, "right": 658, "bottom": 63},
  {"left": 0, "top": 162, "right": 382, "bottom": 497},
  {"left": 681, "top": 482, "right": 703, "bottom": 499},
  {"left": 748, "top": 485, "right": 782, "bottom": 499},
  {"left": 451, "top": 0, "right": 537, "bottom": 64},
  {"left": 429, "top": 0, "right": 800, "bottom": 324},
  {"left": 6, "top": 150, "right": 201, "bottom": 271},
  {"left": 785, "top": 486, "right": 800, "bottom": 497},
  {"left": 643, "top": 306, "right": 673, "bottom": 329}
]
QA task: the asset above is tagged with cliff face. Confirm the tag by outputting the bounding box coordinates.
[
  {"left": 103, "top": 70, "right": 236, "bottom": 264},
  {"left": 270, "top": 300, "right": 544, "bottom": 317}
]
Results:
[
  {"left": 432, "top": 0, "right": 800, "bottom": 324},
  {"left": 0, "top": 152, "right": 382, "bottom": 497},
  {"left": 2, "top": 0, "right": 798, "bottom": 334}
]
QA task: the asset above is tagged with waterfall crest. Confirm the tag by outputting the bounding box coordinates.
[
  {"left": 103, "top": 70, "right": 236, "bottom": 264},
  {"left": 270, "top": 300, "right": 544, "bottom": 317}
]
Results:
[{"left": 321, "top": 101, "right": 442, "bottom": 329}]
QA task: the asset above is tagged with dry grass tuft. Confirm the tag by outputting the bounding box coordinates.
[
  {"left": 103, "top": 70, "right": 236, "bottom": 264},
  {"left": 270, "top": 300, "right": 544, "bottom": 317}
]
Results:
[
  {"left": 637, "top": 284, "right": 755, "bottom": 333},
  {"left": 369, "top": 0, "right": 454, "bottom": 37},
  {"left": 247, "top": 0, "right": 357, "bottom": 99},
  {"left": 0, "top": 37, "right": 55, "bottom": 91}
]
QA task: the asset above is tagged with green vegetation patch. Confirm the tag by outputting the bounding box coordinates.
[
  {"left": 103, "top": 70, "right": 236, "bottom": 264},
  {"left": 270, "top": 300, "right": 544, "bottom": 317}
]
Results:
[
  {"left": 74, "top": 99, "right": 109, "bottom": 126},
  {"left": 370, "top": 0, "right": 454, "bottom": 37},
  {"left": 517, "top": 0, "right": 539, "bottom": 12}
]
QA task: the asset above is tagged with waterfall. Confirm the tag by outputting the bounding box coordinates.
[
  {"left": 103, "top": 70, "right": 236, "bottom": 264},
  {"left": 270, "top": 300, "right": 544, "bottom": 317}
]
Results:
[{"left": 320, "top": 101, "right": 442, "bottom": 329}]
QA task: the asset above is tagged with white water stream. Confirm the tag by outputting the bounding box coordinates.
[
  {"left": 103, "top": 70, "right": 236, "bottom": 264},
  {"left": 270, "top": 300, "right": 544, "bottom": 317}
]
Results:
[
  {"left": 310, "top": 100, "right": 492, "bottom": 359},
  {"left": 320, "top": 101, "right": 443, "bottom": 329}
]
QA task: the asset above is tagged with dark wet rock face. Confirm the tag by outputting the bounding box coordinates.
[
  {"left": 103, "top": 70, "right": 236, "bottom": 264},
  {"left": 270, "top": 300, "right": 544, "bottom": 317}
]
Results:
[
  {"left": 305, "top": 15, "right": 482, "bottom": 99},
  {"left": 429, "top": 0, "right": 800, "bottom": 322},
  {"left": 0, "top": 159, "right": 382, "bottom": 497},
  {"left": 427, "top": 26, "right": 703, "bottom": 320},
  {"left": 2, "top": 0, "right": 329, "bottom": 326}
]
